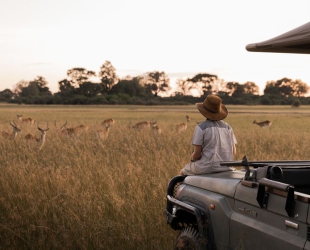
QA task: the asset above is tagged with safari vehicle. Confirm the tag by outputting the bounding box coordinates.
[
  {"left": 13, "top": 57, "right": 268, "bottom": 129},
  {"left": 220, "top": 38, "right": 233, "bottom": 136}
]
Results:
[{"left": 164, "top": 22, "right": 310, "bottom": 250}]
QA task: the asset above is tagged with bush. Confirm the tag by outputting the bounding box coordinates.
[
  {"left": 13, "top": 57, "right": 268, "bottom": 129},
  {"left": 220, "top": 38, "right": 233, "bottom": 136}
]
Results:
[
  {"left": 91, "top": 96, "right": 109, "bottom": 104},
  {"left": 261, "top": 96, "right": 272, "bottom": 105},
  {"left": 291, "top": 99, "right": 301, "bottom": 107}
]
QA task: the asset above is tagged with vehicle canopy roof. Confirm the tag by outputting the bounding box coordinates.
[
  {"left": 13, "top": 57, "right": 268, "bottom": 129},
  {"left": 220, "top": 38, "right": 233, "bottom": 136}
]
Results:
[{"left": 246, "top": 21, "right": 310, "bottom": 54}]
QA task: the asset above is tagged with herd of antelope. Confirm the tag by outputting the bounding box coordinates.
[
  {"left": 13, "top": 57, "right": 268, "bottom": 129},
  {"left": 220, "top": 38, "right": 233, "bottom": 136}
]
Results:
[
  {"left": 1, "top": 115, "right": 192, "bottom": 147},
  {"left": 2, "top": 116, "right": 50, "bottom": 151},
  {"left": 1, "top": 115, "right": 116, "bottom": 150},
  {"left": 1, "top": 114, "right": 272, "bottom": 151},
  {"left": 127, "top": 115, "right": 191, "bottom": 135}
]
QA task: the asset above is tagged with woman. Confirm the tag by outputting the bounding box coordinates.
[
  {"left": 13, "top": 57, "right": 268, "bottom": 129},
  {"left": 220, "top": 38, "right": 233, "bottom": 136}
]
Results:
[{"left": 180, "top": 94, "right": 237, "bottom": 175}]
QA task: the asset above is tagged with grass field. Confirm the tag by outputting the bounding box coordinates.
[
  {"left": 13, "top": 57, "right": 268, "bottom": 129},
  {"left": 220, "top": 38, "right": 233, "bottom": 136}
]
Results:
[{"left": 1, "top": 104, "right": 310, "bottom": 249}]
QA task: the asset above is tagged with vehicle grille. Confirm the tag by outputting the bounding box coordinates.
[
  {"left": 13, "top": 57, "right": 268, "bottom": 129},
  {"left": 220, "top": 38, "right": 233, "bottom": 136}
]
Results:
[{"left": 307, "top": 226, "right": 310, "bottom": 241}]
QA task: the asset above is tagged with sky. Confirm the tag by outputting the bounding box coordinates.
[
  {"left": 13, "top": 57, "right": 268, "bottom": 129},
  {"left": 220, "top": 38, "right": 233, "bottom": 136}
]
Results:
[{"left": 1, "top": 0, "right": 310, "bottom": 95}]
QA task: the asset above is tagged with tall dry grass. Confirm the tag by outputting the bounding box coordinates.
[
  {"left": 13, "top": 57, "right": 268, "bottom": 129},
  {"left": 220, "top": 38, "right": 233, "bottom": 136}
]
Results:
[{"left": 1, "top": 105, "right": 310, "bottom": 249}]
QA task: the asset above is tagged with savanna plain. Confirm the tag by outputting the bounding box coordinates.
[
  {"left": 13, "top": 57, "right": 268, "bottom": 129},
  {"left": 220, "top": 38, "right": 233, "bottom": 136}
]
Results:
[{"left": 1, "top": 104, "right": 310, "bottom": 249}]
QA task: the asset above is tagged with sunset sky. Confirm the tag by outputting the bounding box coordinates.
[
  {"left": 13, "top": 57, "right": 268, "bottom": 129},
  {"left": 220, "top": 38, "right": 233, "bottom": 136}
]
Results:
[{"left": 1, "top": 0, "right": 310, "bottom": 95}]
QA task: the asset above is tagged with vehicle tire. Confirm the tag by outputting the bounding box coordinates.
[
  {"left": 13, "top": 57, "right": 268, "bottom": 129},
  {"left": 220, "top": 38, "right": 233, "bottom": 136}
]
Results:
[{"left": 174, "top": 227, "right": 205, "bottom": 250}]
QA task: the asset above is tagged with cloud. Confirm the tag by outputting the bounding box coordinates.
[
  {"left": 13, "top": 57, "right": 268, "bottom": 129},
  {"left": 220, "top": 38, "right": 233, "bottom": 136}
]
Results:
[{"left": 25, "top": 62, "right": 53, "bottom": 66}]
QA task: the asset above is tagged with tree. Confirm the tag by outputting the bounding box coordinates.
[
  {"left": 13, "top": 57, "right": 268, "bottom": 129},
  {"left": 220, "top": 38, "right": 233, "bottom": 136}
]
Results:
[
  {"left": 12, "top": 80, "right": 40, "bottom": 97},
  {"left": 264, "top": 78, "right": 309, "bottom": 97},
  {"left": 20, "top": 82, "right": 40, "bottom": 97},
  {"left": 186, "top": 73, "right": 218, "bottom": 96},
  {"left": 78, "top": 82, "right": 103, "bottom": 97},
  {"left": 110, "top": 77, "right": 147, "bottom": 97},
  {"left": 291, "top": 79, "right": 309, "bottom": 97},
  {"left": 226, "top": 81, "right": 259, "bottom": 97},
  {"left": 243, "top": 81, "right": 259, "bottom": 95},
  {"left": 212, "top": 78, "right": 227, "bottom": 95},
  {"left": 175, "top": 78, "right": 191, "bottom": 96},
  {"left": 58, "top": 79, "right": 76, "bottom": 96},
  {"left": 291, "top": 99, "right": 301, "bottom": 107},
  {"left": 225, "top": 82, "right": 241, "bottom": 96},
  {"left": 67, "top": 68, "right": 96, "bottom": 88},
  {"left": 29, "top": 76, "right": 52, "bottom": 96},
  {"left": 98, "top": 61, "right": 119, "bottom": 93},
  {"left": 13, "top": 80, "right": 29, "bottom": 97},
  {"left": 264, "top": 78, "right": 292, "bottom": 97},
  {"left": 0, "top": 89, "right": 14, "bottom": 100},
  {"left": 12, "top": 76, "right": 51, "bottom": 99},
  {"left": 144, "top": 71, "right": 171, "bottom": 97}
]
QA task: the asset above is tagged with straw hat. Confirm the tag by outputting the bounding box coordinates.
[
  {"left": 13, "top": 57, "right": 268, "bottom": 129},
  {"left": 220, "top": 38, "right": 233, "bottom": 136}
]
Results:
[{"left": 196, "top": 95, "right": 228, "bottom": 121}]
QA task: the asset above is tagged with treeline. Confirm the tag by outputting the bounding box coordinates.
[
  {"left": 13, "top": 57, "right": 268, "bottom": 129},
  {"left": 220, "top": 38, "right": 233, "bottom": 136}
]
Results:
[{"left": 1, "top": 60, "right": 310, "bottom": 106}]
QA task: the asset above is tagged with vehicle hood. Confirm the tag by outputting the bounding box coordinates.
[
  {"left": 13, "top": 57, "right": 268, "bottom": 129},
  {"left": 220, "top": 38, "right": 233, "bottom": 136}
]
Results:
[{"left": 183, "top": 170, "right": 245, "bottom": 197}]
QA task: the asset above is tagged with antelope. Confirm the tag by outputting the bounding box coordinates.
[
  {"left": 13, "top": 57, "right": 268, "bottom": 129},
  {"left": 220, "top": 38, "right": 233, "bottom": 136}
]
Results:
[
  {"left": 74, "top": 124, "right": 89, "bottom": 133},
  {"left": 2, "top": 121, "right": 21, "bottom": 139},
  {"left": 152, "top": 124, "right": 162, "bottom": 135},
  {"left": 253, "top": 120, "right": 272, "bottom": 128},
  {"left": 185, "top": 115, "right": 190, "bottom": 122},
  {"left": 102, "top": 118, "right": 115, "bottom": 127},
  {"left": 131, "top": 121, "right": 157, "bottom": 130},
  {"left": 17, "top": 114, "right": 34, "bottom": 125},
  {"left": 54, "top": 121, "right": 86, "bottom": 137},
  {"left": 97, "top": 124, "right": 111, "bottom": 140},
  {"left": 24, "top": 122, "right": 49, "bottom": 150},
  {"left": 176, "top": 123, "right": 187, "bottom": 133}
]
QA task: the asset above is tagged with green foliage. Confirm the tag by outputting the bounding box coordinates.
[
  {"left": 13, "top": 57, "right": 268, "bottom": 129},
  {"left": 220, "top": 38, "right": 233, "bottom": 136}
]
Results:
[
  {"left": 110, "top": 77, "right": 150, "bottom": 97},
  {"left": 0, "top": 89, "right": 14, "bottom": 102},
  {"left": 58, "top": 79, "right": 76, "bottom": 97},
  {"left": 77, "top": 82, "right": 103, "bottom": 97},
  {"left": 12, "top": 76, "right": 52, "bottom": 99},
  {"left": 29, "top": 76, "right": 52, "bottom": 96},
  {"left": 67, "top": 68, "right": 96, "bottom": 87},
  {"left": 3, "top": 60, "right": 310, "bottom": 105},
  {"left": 99, "top": 61, "right": 119, "bottom": 93},
  {"left": 187, "top": 73, "right": 218, "bottom": 96},
  {"left": 291, "top": 99, "right": 301, "bottom": 107},
  {"left": 264, "top": 78, "right": 309, "bottom": 97},
  {"left": 175, "top": 78, "right": 191, "bottom": 95},
  {"left": 144, "top": 71, "right": 171, "bottom": 97},
  {"left": 244, "top": 81, "right": 259, "bottom": 95},
  {"left": 21, "top": 82, "right": 40, "bottom": 97},
  {"left": 225, "top": 81, "right": 259, "bottom": 97},
  {"left": 5, "top": 90, "right": 310, "bottom": 106},
  {"left": 261, "top": 96, "right": 272, "bottom": 105}
]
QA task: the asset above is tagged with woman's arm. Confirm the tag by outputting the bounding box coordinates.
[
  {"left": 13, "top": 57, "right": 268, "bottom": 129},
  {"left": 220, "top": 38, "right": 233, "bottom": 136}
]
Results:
[
  {"left": 191, "top": 145, "right": 202, "bottom": 162},
  {"left": 233, "top": 144, "right": 236, "bottom": 156}
]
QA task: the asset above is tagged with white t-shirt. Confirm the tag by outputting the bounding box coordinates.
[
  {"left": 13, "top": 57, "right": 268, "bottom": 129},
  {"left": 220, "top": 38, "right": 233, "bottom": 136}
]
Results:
[{"left": 182, "top": 119, "right": 237, "bottom": 175}]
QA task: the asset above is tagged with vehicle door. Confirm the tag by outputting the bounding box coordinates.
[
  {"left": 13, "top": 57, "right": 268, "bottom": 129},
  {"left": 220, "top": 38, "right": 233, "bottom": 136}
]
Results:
[{"left": 230, "top": 178, "right": 309, "bottom": 250}]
